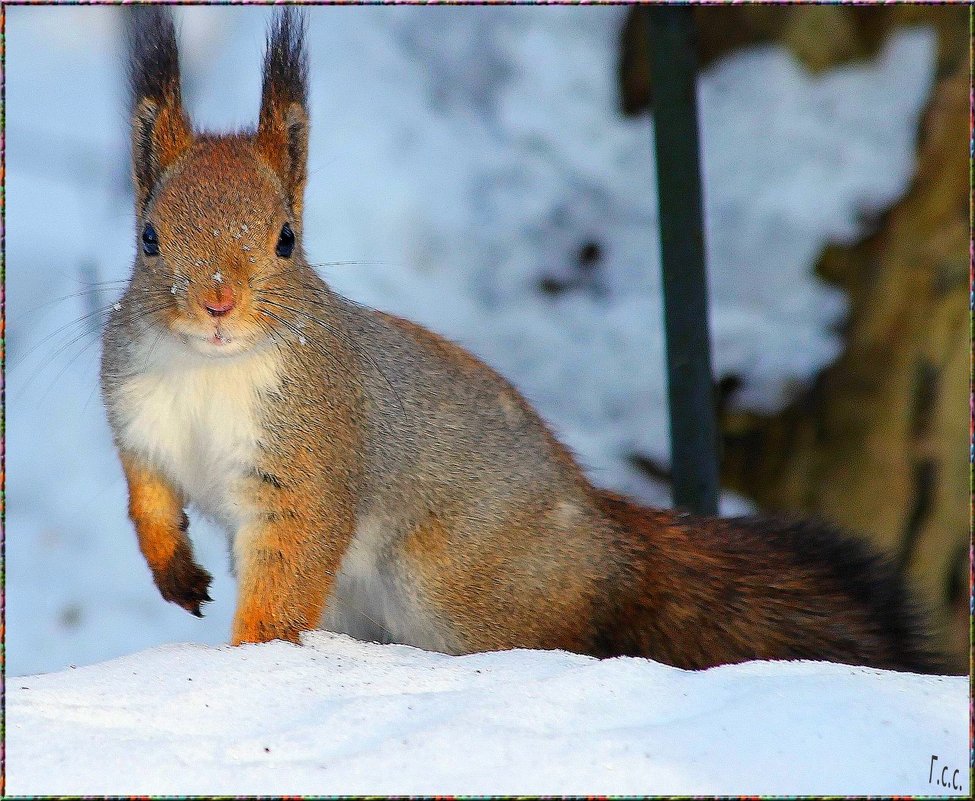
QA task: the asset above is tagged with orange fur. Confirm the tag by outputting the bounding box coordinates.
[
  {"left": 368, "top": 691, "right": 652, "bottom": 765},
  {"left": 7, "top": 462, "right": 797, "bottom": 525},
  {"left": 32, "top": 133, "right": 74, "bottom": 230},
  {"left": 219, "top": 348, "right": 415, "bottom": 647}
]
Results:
[
  {"left": 149, "top": 96, "right": 192, "bottom": 170},
  {"left": 122, "top": 454, "right": 184, "bottom": 572},
  {"left": 231, "top": 459, "right": 360, "bottom": 645}
]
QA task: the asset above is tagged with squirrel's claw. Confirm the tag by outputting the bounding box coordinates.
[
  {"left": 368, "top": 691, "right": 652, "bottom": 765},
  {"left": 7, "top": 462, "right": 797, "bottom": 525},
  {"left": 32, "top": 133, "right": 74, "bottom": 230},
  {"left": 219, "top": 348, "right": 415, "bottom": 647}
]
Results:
[{"left": 153, "top": 551, "right": 214, "bottom": 618}]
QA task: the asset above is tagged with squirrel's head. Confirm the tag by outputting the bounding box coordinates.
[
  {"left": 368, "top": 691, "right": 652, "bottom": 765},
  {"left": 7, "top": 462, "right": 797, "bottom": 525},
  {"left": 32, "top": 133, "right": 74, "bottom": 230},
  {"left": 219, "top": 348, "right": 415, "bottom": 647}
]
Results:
[{"left": 126, "top": 7, "right": 309, "bottom": 357}]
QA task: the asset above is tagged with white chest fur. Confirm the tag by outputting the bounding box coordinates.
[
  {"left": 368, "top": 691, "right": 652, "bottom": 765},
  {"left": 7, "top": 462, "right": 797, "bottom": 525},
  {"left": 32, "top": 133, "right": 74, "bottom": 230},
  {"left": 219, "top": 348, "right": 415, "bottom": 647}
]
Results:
[{"left": 112, "top": 333, "right": 282, "bottom": 532}]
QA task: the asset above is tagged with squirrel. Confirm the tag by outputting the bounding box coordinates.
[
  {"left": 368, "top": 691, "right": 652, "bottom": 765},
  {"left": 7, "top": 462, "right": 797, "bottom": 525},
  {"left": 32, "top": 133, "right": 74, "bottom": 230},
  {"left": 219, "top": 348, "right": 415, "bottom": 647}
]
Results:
[{"left": 101, "top": 7, "right": 942, "bottom": 673}]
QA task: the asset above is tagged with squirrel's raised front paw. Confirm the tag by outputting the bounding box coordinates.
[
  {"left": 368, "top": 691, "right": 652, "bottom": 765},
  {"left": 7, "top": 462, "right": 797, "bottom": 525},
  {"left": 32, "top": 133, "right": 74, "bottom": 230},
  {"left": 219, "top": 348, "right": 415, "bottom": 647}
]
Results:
[{"left": 153, "top": 548, "right": 213, "bottom": 617}]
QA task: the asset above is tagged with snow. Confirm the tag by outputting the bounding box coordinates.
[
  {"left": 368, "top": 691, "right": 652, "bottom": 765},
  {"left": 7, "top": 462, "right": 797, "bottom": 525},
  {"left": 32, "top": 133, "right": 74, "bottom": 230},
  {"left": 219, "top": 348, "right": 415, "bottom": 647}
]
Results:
[
  {"left": 6, "top": 632, "right": 969, "bottom": 795},
  {"left": 4, "top": 5, "right": 939, "bottom": 679}
]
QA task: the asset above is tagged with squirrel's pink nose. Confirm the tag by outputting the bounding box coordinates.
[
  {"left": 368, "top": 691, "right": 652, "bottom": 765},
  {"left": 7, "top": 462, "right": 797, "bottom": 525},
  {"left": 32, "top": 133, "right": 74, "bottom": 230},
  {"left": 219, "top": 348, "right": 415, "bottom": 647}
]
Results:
[
  {"left": 204, "top": 287, "right": 236, "bottom": 317},
  {"left": 205, "top": 299, "right": 235, "bottom": 317}
]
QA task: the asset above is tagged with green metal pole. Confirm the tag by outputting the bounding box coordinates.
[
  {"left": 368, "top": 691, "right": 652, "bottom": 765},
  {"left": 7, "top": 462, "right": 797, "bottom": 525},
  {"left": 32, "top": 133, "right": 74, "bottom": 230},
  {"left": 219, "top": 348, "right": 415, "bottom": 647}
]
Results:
[{"left": 646, "top": 5, "right": 720, "bottom": 516}]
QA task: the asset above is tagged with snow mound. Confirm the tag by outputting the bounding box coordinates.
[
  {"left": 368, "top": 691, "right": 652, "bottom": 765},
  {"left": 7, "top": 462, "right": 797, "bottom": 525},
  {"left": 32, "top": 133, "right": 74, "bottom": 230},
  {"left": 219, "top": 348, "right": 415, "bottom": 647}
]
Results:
[{"left": 6, "top": 632, "right": 969, "bottom": 795}]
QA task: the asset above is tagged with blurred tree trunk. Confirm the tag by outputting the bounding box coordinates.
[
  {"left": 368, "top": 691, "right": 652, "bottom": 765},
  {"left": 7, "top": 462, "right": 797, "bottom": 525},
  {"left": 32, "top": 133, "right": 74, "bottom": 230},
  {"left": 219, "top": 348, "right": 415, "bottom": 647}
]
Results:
[
  {"left": 621, "top": 5, "right": 970, "bottom": 672},
  {"left": 720, "top": 61, "right": 969, "bottom": 672}
]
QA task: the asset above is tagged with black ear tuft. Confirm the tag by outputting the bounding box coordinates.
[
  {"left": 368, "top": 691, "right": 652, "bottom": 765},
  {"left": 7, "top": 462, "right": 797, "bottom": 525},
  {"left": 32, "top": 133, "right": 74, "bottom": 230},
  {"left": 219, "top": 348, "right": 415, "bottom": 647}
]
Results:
[
  {"left": 261, "top": 7, "right": 309, "bottom": 112},
  {"left": 127, "top": 5, "right": 183, "bottom": 114},
  {"left": 126, "top": 5, "right": 192, "bottom": 215}
]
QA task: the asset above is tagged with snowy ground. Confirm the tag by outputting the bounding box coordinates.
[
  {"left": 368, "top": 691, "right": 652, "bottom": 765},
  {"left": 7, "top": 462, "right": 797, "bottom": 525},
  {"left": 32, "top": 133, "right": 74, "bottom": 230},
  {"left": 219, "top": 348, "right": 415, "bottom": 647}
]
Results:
[
  {"left": 5, "top": 6, "right": 938, "bottom": 677},
  {"left": 6, "top": 632, "right": 970, "bottom": 795}
]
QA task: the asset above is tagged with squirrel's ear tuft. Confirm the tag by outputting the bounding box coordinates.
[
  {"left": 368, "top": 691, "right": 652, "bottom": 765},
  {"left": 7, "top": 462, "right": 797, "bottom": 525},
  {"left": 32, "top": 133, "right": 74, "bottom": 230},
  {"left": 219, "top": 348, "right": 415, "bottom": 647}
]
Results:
[
  {"left": 256, "top": 8, "right": 310, "bottom": 221},
  {"left": 127, "top": 5, "right": 192, "bottom": 215}
]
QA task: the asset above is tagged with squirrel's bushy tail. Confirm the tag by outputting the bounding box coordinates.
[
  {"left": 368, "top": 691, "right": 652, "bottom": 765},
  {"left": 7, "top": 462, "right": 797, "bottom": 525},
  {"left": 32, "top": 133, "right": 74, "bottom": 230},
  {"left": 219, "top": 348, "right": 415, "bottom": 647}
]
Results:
[{"left": 595, "top": 490, "right": 946, "bottom": 673}]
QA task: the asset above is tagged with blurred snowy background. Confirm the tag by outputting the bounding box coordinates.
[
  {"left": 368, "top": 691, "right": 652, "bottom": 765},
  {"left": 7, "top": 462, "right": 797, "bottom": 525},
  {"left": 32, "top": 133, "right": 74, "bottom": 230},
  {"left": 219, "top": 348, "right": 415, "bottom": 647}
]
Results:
[{"left": 4, "top": 5, "right": 937, "bottom": 677}]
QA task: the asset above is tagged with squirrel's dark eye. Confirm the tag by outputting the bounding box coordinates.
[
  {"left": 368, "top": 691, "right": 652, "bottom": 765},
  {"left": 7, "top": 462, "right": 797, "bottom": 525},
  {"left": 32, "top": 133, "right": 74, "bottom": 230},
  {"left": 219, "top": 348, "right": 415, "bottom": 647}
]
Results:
[
  {"left": 276, "top": 223, "right": 295, "bottom": 258},
  {"left": 142, "top": 223, "right": 159, "bottom": 256}
]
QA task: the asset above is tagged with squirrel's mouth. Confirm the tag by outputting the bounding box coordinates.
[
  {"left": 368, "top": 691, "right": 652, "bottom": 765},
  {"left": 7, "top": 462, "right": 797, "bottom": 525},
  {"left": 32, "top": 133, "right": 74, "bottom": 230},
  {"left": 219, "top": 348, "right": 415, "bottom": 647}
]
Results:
[
  {"left": 208, "top": 327, "right": 231, "bottom": 347},
  {"left": 184, "top": 333, "right": 253, "bottom": 358},
  {"left": 168, "top": 318, "right": 261, "bottom": 358}
]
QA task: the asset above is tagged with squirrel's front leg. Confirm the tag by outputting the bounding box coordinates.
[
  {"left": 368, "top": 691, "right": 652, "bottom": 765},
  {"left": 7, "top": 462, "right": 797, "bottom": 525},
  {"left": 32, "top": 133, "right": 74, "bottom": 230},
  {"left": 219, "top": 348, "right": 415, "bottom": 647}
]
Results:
[
  {"left": 231, "top": 499, "right": 353, "bottom": 646},
  {"left": 121, "top": 453, "right": 212, "bottom": 616}
]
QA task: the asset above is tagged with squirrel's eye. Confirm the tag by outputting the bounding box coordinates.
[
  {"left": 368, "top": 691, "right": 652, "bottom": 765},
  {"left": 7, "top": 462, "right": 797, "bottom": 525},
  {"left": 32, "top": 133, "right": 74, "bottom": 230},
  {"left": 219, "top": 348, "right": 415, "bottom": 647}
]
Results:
[
  {"left": 276, "top": 223, "right": 295, "bottom": 258},
  {"left": 142, "top": 223, "right": 159, "bottom": 256}
]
